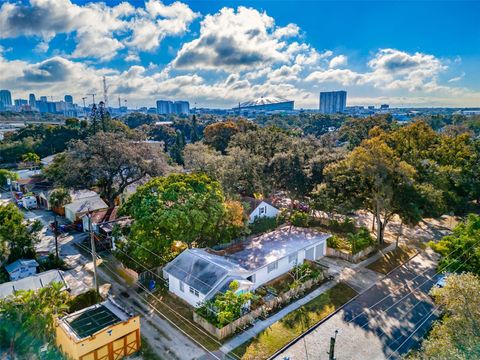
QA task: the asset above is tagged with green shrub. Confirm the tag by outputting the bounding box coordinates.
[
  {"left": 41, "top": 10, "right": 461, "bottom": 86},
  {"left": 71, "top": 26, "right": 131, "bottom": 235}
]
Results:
[
  {"left": 67, "top": 290, "right": 102, "bottom": 313},
  {"left": 328, "top": 218, "right": 356, "bottom": 233},
  {"left": 327, "top": 235, "right": 342, "bottom": 249},
  {"left": 348, "top": 227, "right": 375, "bottom": 254},
  {"left": 290, "top": 211, "right": 310, "bottom": 227},
  {"left": 249, "top": 216, "right": 278, "bottom": 235}
]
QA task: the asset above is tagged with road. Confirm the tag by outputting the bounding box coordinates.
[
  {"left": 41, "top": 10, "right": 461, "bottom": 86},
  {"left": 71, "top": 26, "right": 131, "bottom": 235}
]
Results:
[
  {"left": 274, "top": 250, "right": 440, "bottom": 360},
  {"left": 30, "top": 208, "right": 207, "bottom": 360}
]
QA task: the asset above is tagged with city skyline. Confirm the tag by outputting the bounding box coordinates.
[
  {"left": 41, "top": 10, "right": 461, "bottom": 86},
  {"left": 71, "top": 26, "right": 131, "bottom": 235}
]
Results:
[{"left": 0, "top": 0, "right": 479, "bottom": 109}]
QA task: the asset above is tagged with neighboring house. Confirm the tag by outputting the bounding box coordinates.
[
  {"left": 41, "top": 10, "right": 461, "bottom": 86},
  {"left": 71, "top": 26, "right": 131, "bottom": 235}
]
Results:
[
  {"left": 0, "top": 269, "right": 69, "bottom": 299},
  {"left": 5, "top": 259, "right": 39, "bottom": 281},
  {"left": 163, "top": 226, "right": 330, "bottom": 307},
  {"left": 242, "top": 196, "right": 280, "bottom": 224},
  {"left": 81, "top": 207, "right": 131, "bottom": 250},
  {"left": 55, "top": 298, "right": 141, "bottom": 360},
  {"left": 64, "top": 191, "right": 108, "bottom": 223}
]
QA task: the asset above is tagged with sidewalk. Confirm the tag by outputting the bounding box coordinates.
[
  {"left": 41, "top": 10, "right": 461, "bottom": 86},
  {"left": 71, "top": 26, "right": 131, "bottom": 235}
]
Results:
[
  {"left": 220, "top": 242, "right": 399, "bottom": 354},
  {"left": 219, "top": 279, "right": 339, "bottom": 354}
]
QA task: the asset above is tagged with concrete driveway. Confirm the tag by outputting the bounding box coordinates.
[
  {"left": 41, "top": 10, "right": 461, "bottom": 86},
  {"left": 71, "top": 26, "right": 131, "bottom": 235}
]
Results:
[{"left": 274, "top": 250, "right": 440, "bottom": 360}]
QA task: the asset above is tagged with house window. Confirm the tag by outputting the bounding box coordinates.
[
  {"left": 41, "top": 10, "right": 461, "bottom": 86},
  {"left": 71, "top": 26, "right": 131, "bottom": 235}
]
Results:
[
  {"left": 267, "top": 261, "right": 278, "bottom": 273},
  {"left": 259, "top": 206, "right": 267, "bottom": 215},
  {"left": 247, "top": 274, "right": 256, "bottom": 283},
  {"left": 179, "top": 281, "right": 184, "bottom": 292},
  {"left": 189, "top": 286, "right": 199, "bottom": 297},
  {"left": 289, "top": 252, "right": 298, "bottom": 264}
]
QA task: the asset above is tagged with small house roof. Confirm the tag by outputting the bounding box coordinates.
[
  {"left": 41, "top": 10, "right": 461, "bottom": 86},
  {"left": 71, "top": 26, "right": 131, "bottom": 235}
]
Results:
[
  {"left": 5, "top": 259, "right": 39, "bottom": 274},
  {"left": 0, "top": 270, "right": 69, "bottom": 299},
  {"left": 65, "top": 196, "right": 108, "bottom": 214},
  {"left": 241, "top": 196, "right": 276, "bottom": 214},
  {"left": 58, "top": 298, "right": 133, "bottom": 340},
  {"left": 222, "top": 227, "right": 330, "bottom": 271},
  {"left": 163, "top": 248, "right": 246, "bottom": 295}
]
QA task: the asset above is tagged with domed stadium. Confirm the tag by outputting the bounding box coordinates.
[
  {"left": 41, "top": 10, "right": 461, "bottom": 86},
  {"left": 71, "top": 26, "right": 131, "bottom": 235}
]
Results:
[{"left": 234, "top": 96, "right": 294, "bottom": 112}]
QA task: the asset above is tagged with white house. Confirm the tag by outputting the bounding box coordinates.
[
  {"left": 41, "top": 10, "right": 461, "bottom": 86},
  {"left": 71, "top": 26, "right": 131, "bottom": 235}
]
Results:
[
  {"left": 242, "top": 197, "right": 280, "bottom": 224},
  {"left": 5, "top": 259, "right": 39, "bottom": 281},
  {"left": 163, "top": 227, "right": 330, "bottom": 307},
  {"left": 0, "top": 269, "right": 69, "bottom": 299},
  {"left": 64, "top": 190, "right": 108, "bottom": 223}
]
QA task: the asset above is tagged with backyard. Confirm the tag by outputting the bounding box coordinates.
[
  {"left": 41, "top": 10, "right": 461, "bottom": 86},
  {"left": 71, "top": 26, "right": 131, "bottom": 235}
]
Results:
[{"left": 229, "top": 282, "right": 358, "bottom": 360}]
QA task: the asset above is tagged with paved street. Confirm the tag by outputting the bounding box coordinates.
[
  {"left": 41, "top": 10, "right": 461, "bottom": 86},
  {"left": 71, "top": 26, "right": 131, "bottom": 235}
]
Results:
[
  {"left": 274, "top": 250, "right": 440, "bottom": 360},
  {"left": 29, "top": 208, "right": 207, "bottom": 360}
]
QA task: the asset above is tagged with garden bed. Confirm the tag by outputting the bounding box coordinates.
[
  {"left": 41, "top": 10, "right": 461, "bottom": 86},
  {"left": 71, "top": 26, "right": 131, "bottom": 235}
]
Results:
[
  {"left": 229, "top": 282, "right": 358, "bottom": 360},
  {"left": 194, "top": 263, "right": 327, "bottom": 339}
]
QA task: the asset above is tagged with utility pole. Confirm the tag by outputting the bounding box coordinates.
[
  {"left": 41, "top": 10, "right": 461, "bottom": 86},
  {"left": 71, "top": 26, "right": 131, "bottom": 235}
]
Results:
[
  {"left": 328, "top": 330, "right": 338, "bottom": 360},
  {"left": 88, "top": 212, "right": 99, "bottom": 295},
  {"left": 54, "top": 213, "right": 59, "bottom": 259}
]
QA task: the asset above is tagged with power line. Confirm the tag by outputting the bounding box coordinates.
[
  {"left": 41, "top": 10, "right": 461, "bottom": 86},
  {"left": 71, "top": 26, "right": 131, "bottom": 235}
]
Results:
[
  {"left": 73, "top": 241, "right": 226, "bottom": 360},
  {"left": 75, "top": 239, "right": 239, "bottom": 360}
]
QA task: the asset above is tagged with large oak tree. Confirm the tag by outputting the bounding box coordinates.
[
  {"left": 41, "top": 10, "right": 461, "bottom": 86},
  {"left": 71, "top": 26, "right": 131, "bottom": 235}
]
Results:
[{"left": 45, "top": 132, "right": 168, "bottom": 207}]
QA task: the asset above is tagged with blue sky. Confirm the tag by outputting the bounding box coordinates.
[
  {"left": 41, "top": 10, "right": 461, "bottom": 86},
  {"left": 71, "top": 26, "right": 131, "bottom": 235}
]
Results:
[{"left": 0, "top": 0, "right": 479, "bottom": 108}]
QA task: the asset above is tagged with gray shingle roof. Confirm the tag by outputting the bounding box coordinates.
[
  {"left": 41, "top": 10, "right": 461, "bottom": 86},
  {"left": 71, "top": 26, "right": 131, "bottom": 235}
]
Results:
[{"left": 0, "top": 270, "right": 69, "bottom": 299}]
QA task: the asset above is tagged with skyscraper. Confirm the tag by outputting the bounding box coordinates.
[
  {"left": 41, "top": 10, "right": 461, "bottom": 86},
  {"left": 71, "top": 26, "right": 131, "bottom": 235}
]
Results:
[
  {"left": 174, "top": 101, "right": 190, "bottom": 115},
  {"left": 156, "top": 100, "right": 174, "bottom": 114},
  {"left": 29, "top": 93, "right": 36, "bottom": 107},
  {"left": 319, "top": 90, "right": 347, "bottom": 114},
  {"left": 64, "top": 95, "right": 73, "bottom": 104},
  {"left": 0, "top": 90, "right": 12, "bottom": 109}
]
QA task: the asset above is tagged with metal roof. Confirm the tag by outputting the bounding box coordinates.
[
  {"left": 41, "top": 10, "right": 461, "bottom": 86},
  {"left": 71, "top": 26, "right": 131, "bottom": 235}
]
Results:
[
  {"left": 164, "top": 227, "right": 329, "bottom": 295},
  {"left": 0, "top": 270, "right": 69, "bottom": 299},
  {"left": 5, "top": 259, "right": 39, "bottom": 274},
  {"left": 239, "top": 97, "right": 292, "bottom": 108},
  {"left": 64, "top": 196, "right": 108, "bottom": 214},
  {"left": 224, "top": 227, "right": 330, "bottom": 271}
]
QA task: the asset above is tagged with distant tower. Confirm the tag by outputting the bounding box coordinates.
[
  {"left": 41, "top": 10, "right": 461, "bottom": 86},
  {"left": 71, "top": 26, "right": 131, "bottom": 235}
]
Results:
[
  {"left": 29, "top": 93, "right": 36, "bottom": 107},
  {"left": 64, "top": 95, "right": 73, "bottom": 104},
  {"left": 102, "top": 76, "right": 109, "bottom": 107}
]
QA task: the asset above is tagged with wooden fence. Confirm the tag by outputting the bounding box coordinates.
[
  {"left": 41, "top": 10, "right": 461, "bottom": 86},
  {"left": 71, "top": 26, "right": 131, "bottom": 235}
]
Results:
[
  {"left": 326, "top": 245, "right": 377, "bottom": 263},
  {"left": 193, "top": 274, "right": 325, "bottom": 340}
]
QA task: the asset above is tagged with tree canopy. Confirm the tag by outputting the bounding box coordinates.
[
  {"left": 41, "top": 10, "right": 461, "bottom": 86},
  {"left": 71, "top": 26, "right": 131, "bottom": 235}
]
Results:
[
  {"left": 0, "top": 203, "right": 41, "bottom": 263},
  {"left": 413, "top": 273, "right": 480, "bottom": 360},
  {"left": 44, "top": 132, "right": 168, "bottom": 206},
  {"left": 118, "top": 173, "right": 246, "bottom": 269}
]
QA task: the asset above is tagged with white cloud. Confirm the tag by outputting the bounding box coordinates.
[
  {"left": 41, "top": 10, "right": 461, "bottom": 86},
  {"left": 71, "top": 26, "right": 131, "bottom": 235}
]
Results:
[
  {"left": 448, "top": 73, "right": 465, "bottom": 83},
  {"left": 172, "top": 7, "right": 298, "bottom": 71},
  {"left": 329, "top": 55, "right": 348, "bottom": 69},
  {"left": 0, "top": 0, "right": 198, "bottom": 60}
]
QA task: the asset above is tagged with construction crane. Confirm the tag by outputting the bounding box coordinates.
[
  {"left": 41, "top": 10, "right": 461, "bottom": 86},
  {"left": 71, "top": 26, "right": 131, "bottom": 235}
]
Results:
[
  {"left": 102, "top": 76, "right": 109, "bottom": 107},
  {"left": 87, "top": 93, "right": 96, "bottom": 105}
]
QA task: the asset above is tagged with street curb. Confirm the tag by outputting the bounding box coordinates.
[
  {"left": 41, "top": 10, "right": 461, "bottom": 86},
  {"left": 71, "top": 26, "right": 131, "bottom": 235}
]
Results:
[{"left": 266, "top": 248, "right": 421, "bottom": 360}]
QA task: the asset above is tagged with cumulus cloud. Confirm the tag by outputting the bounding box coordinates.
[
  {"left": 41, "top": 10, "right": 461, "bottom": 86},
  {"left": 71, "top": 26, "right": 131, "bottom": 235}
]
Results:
[
  {"left": 329, "top": 55, "right": 348, "bottom": 69},
  {"left": 172, "top": 7, "right": 302, "bottom": 70},
  {"left": 0, "top": 0, "right": 198, "bottom": 60}
]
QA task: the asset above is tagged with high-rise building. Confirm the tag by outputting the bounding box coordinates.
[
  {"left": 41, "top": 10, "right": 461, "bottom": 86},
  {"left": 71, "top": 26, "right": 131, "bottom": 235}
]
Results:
[
  {"left": 380, "top": 104, "right": 389, "bottom": 110},
  {"left": 174, "top": 101, "right": 190, "bottom": 115},
  {"left": 29, "top": 93, "right": 36, "bottom": 107},
  {"left": 64, "top": 95, "right": 73, "bottom": 104},
  {"left": 319, "top": 90, "right": 347, "bottom": 114},
  {"left": 0, "top": 90, "right": 12, "bottom": 109},
  {"left": 40, "top": 96, "right": 48, "bottom": 102},
  {"left": 14, "top": 99, "right": 28, "bottom": 107},
  {"left": 156, "top": 100, "right": 173, "bottom": 114}
]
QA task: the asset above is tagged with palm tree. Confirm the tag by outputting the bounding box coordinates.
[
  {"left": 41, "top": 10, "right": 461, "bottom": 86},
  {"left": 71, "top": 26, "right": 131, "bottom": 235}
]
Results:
[{"left": 49, "top": 188, "right": 72, "bottom": 259}]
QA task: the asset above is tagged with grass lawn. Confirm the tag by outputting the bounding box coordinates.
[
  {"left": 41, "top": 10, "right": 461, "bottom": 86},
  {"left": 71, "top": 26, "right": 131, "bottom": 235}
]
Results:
[
  {"left": 366, "top": 245, "right": 418, "bottom": 274},
  {"left": 146, "top": 288, "right": 222, "bottom": 351},
  {"left": 230, "top": 282, "right": 358, "bottom": 360}
]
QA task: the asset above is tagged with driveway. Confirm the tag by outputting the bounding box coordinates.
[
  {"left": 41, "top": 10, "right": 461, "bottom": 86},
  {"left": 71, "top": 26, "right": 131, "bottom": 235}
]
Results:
[{"left": 274, "top": 250, "right": 440, "bottom": 360}]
